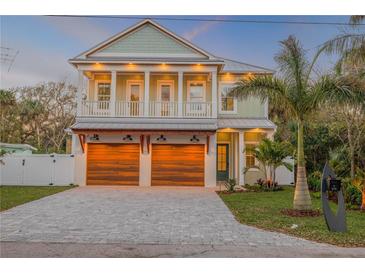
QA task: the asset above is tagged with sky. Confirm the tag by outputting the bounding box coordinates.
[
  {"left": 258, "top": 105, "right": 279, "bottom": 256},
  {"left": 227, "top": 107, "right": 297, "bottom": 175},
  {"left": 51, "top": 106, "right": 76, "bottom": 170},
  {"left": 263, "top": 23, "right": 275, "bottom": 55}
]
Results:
[{"left": 0, "top": 15, "right": 361, "bottom": 89}]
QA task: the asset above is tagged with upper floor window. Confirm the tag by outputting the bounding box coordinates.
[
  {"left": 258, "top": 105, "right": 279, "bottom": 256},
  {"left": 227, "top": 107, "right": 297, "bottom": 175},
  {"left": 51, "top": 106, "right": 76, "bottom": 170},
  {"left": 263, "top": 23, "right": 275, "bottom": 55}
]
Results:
[
  {"left": 187, "top": 81, "right": 206, "bottom": 102},
  {"left": 96, "top": 82, "right": 111, "bottom": 101},
  {"left": 219, "top": 83, "right": 237, "bottom": 113}
]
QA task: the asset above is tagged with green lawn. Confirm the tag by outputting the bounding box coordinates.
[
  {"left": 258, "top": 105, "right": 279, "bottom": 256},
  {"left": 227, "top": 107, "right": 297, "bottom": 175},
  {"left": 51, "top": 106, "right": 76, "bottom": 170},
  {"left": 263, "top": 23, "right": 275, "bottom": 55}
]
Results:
[
  {"left": 219, "top": 187, "right": 365, "bottom": 247},
  {"left": 0, "top": 186, "right": 75, "bottom": 211}
]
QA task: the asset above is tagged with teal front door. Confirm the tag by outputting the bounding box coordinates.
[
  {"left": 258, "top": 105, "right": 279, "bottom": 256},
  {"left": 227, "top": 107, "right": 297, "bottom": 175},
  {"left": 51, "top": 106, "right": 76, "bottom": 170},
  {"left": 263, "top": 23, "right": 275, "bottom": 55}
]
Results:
[{"left": 217, "top": 144, "right": 229, "bottom": 181}]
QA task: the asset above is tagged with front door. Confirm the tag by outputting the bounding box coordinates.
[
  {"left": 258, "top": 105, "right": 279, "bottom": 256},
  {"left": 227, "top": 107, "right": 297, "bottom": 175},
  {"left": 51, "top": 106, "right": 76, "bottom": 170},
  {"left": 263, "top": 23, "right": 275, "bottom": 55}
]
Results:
[
  {"left": 157, "top": 81, "right": 174, "bottom": 117},
  {"left": 217, "top": 144, "right": 229, "bottom": 181},
  {"left": 127, "top": 80, "right": 143, "bottom": 116}
]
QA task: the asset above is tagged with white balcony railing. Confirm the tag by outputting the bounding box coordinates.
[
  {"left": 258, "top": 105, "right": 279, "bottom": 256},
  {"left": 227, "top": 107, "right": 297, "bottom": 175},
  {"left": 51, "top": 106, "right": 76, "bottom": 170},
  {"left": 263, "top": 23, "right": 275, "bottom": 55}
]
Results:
[
  {"left": 80, "top": 100, "right": 213, "bottom": 118},
  {"left": 116, "top": 101, "right": 144, "bottom": 117},
  {"left": 81, "top": 101, "right": 111, "bottom": 117},
  {"left": 149, "top": 101, "right": 178, "bottom": 117}
]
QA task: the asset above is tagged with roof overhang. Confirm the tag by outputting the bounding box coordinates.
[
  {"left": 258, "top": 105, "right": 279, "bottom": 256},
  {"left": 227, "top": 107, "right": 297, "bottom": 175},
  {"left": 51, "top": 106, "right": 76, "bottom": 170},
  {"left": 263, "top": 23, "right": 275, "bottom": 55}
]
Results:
[
  {"left": 71, "top": 118, "right": 218, "bottom": 133},
  {"left": 217, "top": 118, "right": 276, "bottom": 130}
]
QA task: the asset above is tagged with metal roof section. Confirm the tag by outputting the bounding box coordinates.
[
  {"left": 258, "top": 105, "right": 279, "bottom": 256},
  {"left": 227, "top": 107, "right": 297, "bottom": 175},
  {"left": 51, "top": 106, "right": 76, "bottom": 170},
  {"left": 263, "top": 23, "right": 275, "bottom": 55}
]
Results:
[
  {"left": 218, "top": 118, "right": 276, "bottom": 129},
  {"left": 0, "top": 142, "right": 38, "bottom": 151},
  {"left": 71, "top": 118, "right": 218, "bottom": 131},
  {"left": 219, "top": 57, "right": 274, "bottom": 74}
]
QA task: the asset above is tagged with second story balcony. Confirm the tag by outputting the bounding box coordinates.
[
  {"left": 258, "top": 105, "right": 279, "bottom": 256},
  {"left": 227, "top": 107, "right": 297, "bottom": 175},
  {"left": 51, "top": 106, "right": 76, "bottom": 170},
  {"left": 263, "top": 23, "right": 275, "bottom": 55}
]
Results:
[
  {"left": 76, "top": 67, "right": 218, "bottom": 119},
  {"left": 80, "top": 100, "right": 213, "bottom": 118}
]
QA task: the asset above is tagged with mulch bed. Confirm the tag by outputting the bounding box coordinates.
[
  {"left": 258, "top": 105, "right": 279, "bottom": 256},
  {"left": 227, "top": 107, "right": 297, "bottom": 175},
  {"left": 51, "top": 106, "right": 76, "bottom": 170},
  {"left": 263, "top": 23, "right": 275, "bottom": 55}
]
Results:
[{"left": 281, "top": 208, "right": 322, "bottom": 217}]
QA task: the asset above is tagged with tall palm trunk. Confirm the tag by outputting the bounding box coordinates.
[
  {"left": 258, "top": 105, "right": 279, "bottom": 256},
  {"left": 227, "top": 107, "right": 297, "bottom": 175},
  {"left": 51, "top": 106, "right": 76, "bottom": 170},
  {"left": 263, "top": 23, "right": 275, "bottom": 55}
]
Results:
[
  {"left": 361, "top": 182, "right": 365, "bottom": 211},
  {"left": 293, "top": 122, "right": 312, "bottom": 210}
]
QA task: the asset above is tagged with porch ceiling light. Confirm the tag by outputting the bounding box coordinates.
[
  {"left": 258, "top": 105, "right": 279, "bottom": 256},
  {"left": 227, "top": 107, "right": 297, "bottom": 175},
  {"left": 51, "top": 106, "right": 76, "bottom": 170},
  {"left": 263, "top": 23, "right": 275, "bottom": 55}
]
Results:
[
  {"left": 190, "top": 135, "right": 200, "bottom": 142},
  {"left": 122, "top": 135, "right": 133, "bottom": 141},
  {"left": 90, "top": 134, "right": 99, "bottom": 141},
  {"left": 156, "top": 135, "right": 166, "bottom": 141}
]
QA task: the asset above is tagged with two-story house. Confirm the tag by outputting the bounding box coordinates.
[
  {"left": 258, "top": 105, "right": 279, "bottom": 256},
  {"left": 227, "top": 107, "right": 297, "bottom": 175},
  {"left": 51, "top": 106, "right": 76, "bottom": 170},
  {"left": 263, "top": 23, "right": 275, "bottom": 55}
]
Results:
[{"left": 69, "top": 19, "right": 280, "bottom": 187}]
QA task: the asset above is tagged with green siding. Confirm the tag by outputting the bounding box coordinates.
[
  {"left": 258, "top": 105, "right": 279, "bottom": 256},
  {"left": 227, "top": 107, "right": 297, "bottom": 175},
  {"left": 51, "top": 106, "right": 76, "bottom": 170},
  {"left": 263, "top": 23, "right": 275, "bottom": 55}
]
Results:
[{"left": 96, "top": 25, "right": 205, "bottom": 57}]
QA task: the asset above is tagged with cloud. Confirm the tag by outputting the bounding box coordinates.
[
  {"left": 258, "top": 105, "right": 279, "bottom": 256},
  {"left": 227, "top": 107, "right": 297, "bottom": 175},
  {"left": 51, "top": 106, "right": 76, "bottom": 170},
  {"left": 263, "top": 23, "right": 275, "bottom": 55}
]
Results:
[
  {"left": 40, "top": 16, "right": 112, "bottom": 46},
  {"left": 183, "top": 21, "right": 219, "bottom": 41}
]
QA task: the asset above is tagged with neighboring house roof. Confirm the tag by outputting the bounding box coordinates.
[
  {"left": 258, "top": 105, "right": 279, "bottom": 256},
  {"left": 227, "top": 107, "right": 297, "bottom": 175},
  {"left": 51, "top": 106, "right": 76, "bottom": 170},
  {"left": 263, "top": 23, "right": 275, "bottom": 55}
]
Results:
[
  {"left": 0, "top": 143, "right": 37, "bottom": 151},
  {"left": 218, "top": 118, "right": 276, "bottom": 129},
  {"left": 219, "top": 58, "right": 274, "bottom": 74},
  {"left": 71, "top": 118, "right": 217, "bottom": 131}
]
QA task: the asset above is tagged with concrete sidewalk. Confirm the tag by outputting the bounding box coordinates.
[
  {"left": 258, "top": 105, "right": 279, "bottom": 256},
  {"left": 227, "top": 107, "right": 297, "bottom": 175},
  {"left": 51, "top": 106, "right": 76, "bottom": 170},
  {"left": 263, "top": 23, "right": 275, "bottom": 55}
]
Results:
[{"left": 1, "top": 242, "right": 365, "bottom": 258}]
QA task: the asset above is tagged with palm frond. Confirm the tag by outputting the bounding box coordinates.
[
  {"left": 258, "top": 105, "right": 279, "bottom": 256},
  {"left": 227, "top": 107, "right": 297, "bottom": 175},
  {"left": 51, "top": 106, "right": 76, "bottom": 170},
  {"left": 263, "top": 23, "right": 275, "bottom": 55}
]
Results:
[
  {"left": 350, "top": 15, "right": 365, "bottom": 25},
  {"left": 274, "top": 35, "right": 307, "bottom": 93},
  {"left": 322, "top": 33, "right": 365, "bottom": 55},
  {"left": 310, "top": 74, "right": 365, "bottom": 108},
  {"left": 229, "top": 75, "right": 298, "bottom": 119}
]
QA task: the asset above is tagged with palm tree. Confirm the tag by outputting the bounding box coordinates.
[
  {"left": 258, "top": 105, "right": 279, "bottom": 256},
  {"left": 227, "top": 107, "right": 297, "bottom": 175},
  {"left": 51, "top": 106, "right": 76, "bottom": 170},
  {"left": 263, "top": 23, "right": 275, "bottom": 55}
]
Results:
[
  {"left": 230, "top": 36, "right": 362, "bottom": 210},
  {"left": 322, "top": 16, "right": 365, "bottom": 71},
  {"left": 252, "top": 138, "right": 293, "bottom": 185}
]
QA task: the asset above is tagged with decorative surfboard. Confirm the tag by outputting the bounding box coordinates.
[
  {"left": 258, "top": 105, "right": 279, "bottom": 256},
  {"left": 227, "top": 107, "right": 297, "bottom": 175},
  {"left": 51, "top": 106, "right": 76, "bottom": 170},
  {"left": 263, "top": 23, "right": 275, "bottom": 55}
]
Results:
[{"left": 321, "top": 162, "right": 347, "bottom": 232}]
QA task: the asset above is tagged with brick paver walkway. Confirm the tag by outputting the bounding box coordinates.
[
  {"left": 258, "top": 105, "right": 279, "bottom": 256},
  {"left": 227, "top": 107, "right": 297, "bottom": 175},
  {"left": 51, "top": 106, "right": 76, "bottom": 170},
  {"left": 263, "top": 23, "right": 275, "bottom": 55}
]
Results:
[{"left": 0, "top": 186, "right": 329, "bottom": 248}]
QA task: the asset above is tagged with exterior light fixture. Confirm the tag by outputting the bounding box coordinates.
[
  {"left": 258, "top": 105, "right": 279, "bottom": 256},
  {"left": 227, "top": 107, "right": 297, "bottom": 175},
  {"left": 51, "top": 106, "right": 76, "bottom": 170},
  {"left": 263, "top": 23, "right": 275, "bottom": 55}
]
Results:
[
  {"left": 90, "top": 134, "right": 99, "bottom": 141},
  {"left": 156, "top": 135, "right": 167, "bottom": 141},
  {"left": 122, "top": 135, "right": 133, "bottom": 141},
  {"left": 190, "top": 135, "right": 200, "bottom": 142}
]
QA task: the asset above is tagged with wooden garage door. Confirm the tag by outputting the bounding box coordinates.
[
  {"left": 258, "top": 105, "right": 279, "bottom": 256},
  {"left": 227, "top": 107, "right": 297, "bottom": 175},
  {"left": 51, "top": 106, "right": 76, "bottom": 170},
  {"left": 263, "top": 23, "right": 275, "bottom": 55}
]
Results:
[
  {"left": 152, "top": 144, "right": 205, "bottom": 186},
  {"left": 87, "top": 143, "right": 140, "bottom": 185}
]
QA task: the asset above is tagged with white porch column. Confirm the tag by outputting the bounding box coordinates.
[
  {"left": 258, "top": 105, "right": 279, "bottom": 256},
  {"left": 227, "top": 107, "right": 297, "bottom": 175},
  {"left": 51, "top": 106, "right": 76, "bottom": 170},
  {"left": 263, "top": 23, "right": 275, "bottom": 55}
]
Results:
[
  {"left": 110, "top": 70, "right": 117, "bottom": 117},
  {"left": 238, "top": 130, "right": 245, "bottom": 185},
  {"left": 177, "top": 71, "right": 183, "bottom": 117},
  {"left": 205, "top": 133, "right": 217, "bottom": 187},
  {"left": 144, "top": 71, "right": 150, "bottom": 116},
  {"left": 77, "top": 70, "right": 84, "bottom": 116},
  {"left": 211, "top": 71, "right": 218, "bottom": 118}
]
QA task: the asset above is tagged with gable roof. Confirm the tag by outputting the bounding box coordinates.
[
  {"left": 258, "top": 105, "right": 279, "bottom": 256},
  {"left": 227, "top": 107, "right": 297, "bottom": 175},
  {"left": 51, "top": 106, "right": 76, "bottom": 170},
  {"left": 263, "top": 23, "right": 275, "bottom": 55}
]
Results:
[
  {"left": 71, "top": 19, "right": 220, "bottom": 62},
  {"left": 220, "top": 57, "right": 274, "bottom": 74},
  {"left": 69, "top": 19, "right": 274, "bottom": 74}
]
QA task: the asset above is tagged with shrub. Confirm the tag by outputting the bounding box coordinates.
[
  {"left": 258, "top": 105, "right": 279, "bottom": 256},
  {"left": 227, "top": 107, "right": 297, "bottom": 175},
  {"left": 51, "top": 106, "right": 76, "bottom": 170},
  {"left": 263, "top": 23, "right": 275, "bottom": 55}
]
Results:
[
  {"left": 308, "top": 171, "right": 321, "bottom": 192},
  {"left": 224, "top": 178, "right": 237, "bottom": 192},
  {"left": 252, "top": 178, "right": 283, "bottom": 192}
]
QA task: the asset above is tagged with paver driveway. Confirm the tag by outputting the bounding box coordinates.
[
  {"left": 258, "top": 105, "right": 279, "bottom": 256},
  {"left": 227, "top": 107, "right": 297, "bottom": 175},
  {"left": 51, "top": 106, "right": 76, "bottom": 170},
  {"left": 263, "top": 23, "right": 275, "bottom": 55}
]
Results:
[{"left": 1, "top": 186, "right": 327, "bottom": 248}]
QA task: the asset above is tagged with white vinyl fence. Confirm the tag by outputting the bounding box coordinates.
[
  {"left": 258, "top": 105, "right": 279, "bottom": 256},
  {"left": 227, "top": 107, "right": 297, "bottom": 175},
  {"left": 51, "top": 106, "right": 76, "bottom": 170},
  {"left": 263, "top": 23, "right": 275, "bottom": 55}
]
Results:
[{"left": 0, "top": 154, "right": 76, "bottom": 186}]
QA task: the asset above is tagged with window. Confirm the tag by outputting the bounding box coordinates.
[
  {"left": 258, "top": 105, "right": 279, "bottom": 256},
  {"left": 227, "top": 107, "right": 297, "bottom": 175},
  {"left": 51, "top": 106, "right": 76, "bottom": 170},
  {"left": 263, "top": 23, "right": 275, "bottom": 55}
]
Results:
[
  {"left": 188, "top": 81, "right": 205, "bottom": 102},
  {"left": 245, "top": 144, "right": 256, "bottom": 168},
  {"left": 244, "top": 132, "right": 266, "bottom": 168},
  {"left": 220, "top": 83, "right": 237, "bottom": 113},
  {"left": 97, "top": 82, "right": 111, "bottom": 101}
]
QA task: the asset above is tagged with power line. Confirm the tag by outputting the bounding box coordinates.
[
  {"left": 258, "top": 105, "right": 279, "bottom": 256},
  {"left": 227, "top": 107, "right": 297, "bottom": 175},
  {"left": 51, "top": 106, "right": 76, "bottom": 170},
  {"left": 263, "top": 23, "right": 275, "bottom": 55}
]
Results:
[
  {"left": 0, "top": 47, "right": 19, "bottom": 72},
  {"left": 46, "top": 15, "right": 365, "bottom": 26}
]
